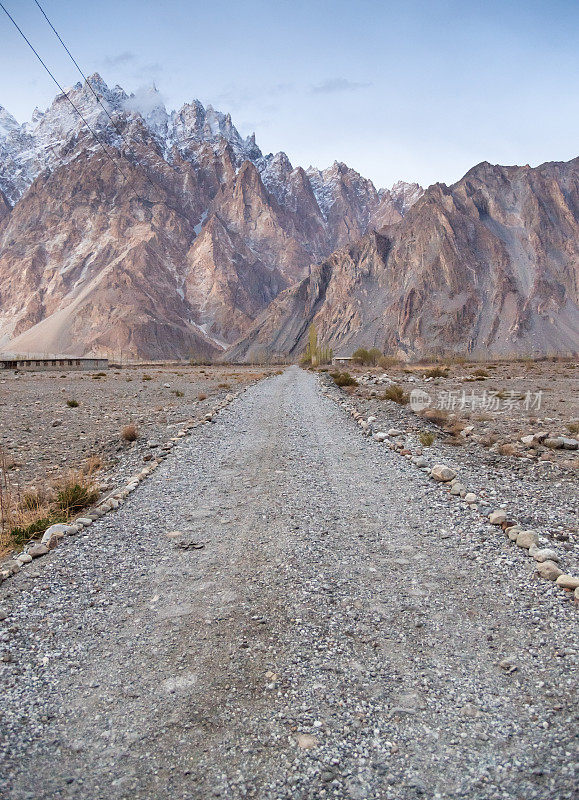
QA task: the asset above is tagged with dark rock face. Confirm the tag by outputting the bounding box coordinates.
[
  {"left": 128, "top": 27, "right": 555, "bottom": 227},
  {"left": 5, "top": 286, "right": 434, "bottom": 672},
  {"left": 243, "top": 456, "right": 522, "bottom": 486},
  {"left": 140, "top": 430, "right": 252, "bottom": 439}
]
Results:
[{"left": 228, "top": 158, "right": 579, "bottom": 361}]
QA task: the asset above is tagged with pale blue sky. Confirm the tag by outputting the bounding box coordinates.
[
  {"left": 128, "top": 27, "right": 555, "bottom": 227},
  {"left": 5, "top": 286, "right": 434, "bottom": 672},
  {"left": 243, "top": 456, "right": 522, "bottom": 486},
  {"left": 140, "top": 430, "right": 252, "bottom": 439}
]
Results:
[{"left": 1, "top": 0, "right": 577, "bottom": 188}]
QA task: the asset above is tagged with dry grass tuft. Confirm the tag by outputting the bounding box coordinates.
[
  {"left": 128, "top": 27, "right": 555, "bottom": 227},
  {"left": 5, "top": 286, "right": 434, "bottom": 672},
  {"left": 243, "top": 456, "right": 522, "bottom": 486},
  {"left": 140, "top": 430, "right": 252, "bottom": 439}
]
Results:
[
  {"left": 418, "top": 431, "right": 436, "bottom": 447},
  {"left": 1, "top": 450, "right": 99, "bottom": 551},
  {"left": 198, "top": 392, "right": 208, "bottom": 401},
  {"left": 420, "top": 408, "right": 449, "bottom": 426}
]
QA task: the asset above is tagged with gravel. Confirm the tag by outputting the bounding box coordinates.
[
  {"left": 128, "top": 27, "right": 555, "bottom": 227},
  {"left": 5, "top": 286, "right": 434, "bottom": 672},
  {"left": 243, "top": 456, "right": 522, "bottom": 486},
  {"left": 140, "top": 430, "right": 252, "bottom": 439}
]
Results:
[
  {"left": 0, "top": 366, "right": 577, "bottom": 799},
  {"left": 338, "top": 381, "right": 579, "bottom": 575}
]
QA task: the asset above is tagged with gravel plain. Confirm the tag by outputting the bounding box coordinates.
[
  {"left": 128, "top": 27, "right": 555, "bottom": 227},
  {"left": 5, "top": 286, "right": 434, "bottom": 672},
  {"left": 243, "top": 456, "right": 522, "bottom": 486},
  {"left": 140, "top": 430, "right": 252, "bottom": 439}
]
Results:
[
  {"left": 0, "top": 366, "right": 577, "bottom": 800},
  {"left": 0, "top": 363, "right": 271, "bottom": 492}
]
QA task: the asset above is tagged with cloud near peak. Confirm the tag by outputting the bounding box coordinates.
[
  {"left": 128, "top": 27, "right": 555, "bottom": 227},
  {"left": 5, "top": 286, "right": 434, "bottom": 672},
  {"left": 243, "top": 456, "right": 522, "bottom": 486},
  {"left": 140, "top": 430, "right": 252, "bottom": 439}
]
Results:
[
  {"left": 310, "top": 77, "right": 372, "bottom": 95},
  {"left": 102, "top": 51, "right": 136, "bottom": 68}
]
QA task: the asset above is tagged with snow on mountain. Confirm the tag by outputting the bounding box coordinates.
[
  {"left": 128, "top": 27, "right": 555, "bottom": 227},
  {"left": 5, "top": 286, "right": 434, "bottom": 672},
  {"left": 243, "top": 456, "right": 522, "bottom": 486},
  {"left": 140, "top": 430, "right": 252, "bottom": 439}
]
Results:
[
  {"left": 389, "top": 180, "right": 425, "bottom": 214},
  {"left": 259, "top": 152, "right": 294, "bottom": 204},
  {"left": 0, "top": 74, "right": 422, "bottom": 218},
  {"left": 0, "top": 107, "right": 19, "bottom": 138}
]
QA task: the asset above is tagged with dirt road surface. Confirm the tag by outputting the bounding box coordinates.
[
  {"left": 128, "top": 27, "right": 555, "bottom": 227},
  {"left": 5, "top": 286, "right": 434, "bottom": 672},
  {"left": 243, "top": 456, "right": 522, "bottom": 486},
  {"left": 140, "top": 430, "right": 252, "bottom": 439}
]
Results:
[{"left": 1, "top": 367, "right": 577, "bottom": 799}]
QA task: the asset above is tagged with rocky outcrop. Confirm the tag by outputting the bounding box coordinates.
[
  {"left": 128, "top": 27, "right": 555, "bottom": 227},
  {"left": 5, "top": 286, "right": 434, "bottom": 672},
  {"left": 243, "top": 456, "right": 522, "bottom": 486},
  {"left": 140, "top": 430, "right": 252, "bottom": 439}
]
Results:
[{"left": 228, "top": 158, "right": 579, "bottom": 361}]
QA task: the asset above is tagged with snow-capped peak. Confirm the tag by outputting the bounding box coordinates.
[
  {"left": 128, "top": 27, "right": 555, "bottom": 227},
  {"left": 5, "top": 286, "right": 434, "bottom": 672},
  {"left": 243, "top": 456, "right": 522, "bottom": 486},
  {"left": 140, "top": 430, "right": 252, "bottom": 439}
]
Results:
[
  {"left": 0, "top": 106, "right": 20, "bottom": 138},
  {"left": 0, "top": 75, "right": 424, "bottom": 221},
  {"left": 172, "top": 100, "right": 261, "bottom": 163}
]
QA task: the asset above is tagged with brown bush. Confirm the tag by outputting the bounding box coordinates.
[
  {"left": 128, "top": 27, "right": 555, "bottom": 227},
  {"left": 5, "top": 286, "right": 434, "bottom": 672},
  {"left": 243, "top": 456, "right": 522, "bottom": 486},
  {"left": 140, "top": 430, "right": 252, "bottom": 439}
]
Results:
[
  {"left": 330, "top": 370, "right": 358, "bottom": 387},
  {"left": 198, "top": 392, "right": 208, "bottom": 401},
  {"left": 420, "top": 408, "right": 449, "bottom": 426},
  {"left": 122, "top": 424, "right": 139, "bottom": 442},
  {"left": 382, "top": 384, "right": 409, "bottom": 404},
  {"left": 422, "top": 366, "right": 448, "bottom": 378},
  {"left": 378, "top": 356, "right": 400, "bottom": 370}
]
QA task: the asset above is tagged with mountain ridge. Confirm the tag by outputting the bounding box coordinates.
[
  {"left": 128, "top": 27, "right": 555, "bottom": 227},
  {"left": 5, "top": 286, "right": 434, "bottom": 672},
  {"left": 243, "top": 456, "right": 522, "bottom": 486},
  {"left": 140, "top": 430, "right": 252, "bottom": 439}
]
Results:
[{"left": 228, "top": 156, "right": 579, "bottom": 361}]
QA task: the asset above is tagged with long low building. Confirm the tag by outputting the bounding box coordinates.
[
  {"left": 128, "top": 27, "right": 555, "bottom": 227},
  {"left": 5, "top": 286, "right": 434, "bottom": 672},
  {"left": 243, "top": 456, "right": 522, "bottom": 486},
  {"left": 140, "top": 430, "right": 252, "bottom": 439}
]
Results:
[{"left": 0, "top": 357, "right": 109, "bottom": 371}]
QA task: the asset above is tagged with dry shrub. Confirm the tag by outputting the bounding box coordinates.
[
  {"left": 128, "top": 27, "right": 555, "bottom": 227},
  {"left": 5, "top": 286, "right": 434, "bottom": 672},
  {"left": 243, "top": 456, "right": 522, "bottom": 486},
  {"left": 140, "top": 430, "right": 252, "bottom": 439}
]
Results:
[
  {"left": 66, "top": 399, "right": 79, "bottom": 408},
  {"left": 198, "top": 392, "right": 208, "bottom": 401},
  {"left": 420, "top": 408, "right": 449, "bottom": 427},
  {"left": 330, "top": 370, "right": 358, "bottom": 387},
  {"left": 53, "top": 470, "right": 99, "bottom": 515},
  {"left": 122, "top": 424, "right": 139, "bottom": 442},
  {"left": 423, "top": 366, "right": 448, "bottom": 378},
  {"left": 567, "top": 421, "right": 579, "bottom": 435},
  {"left": 217, "top": 382, "right": 231, "bottom": 389},
  {"left": 382, "top": 384, "right": 409, "bottom": 404},
  {"left": 418, "top": 431, "right": 436, "bottom": 447},
  {"left": 378, "top": 355, "right": 401, "bottom": 370}
]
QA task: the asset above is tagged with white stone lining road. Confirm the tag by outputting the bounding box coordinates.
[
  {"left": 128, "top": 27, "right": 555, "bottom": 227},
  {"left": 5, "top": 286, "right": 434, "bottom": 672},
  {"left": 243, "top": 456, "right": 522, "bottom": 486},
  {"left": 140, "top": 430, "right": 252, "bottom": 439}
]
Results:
[{"left": 0, "top": 367, "right": 577, "bottom": 799}]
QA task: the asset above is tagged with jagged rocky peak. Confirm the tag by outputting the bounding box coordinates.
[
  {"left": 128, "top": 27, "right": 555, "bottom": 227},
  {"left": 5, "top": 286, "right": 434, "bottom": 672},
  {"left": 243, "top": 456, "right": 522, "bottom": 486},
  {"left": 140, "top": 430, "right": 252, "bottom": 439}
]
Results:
[
  {"left": 0, "top": 106, "right": 20, "bottom": 137},
  {"left": 172, "top": 99, "right": 261, "bottom": 163},
  {"left": 305, "top": 161, "right": 380, "bottom": 219},
  {"left": 260, "top": 152, "right": 294, "bottom": 203},
  {"left": 389, "top": 180, "right": 425, "bottom": 214}
]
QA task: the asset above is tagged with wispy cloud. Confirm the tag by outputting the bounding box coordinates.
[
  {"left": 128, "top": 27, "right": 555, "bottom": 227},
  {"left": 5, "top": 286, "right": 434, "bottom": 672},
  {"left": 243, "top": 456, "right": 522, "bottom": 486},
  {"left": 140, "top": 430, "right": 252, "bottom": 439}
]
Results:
[
  {"left": 123, "top": 85, "right": 167, "bottom": 115},
  {"left": 102, "top": 51, "right": 136, "bottom": 68},
  {"left": 213, "top": 82, "right": 295, "bottom": 111},
  {"left": 134, "top": 62, "right": 163, "bottom": 79},
  {"left": 310, "top": 78, "right": 371, "bottom": 95}
]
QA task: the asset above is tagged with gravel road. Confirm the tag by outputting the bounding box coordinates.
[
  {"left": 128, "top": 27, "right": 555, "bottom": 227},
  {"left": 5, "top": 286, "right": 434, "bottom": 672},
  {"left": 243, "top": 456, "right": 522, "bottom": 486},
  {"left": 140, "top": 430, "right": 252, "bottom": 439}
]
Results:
[{"left": 1, "top": 366, "right": 577, "bottom": 800}]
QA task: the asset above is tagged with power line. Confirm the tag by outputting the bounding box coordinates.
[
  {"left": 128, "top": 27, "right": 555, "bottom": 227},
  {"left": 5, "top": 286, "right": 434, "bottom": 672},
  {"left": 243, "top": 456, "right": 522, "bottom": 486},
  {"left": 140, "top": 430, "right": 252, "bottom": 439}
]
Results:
[
  {"left": 32, "top": 0, "right": 159, "bottom": 196},
  {"left": 0, "top": 2, "right": 207, "bottom": 337},
  {"left": 0, "top": 0, "right": 128, "bottom": 181}
]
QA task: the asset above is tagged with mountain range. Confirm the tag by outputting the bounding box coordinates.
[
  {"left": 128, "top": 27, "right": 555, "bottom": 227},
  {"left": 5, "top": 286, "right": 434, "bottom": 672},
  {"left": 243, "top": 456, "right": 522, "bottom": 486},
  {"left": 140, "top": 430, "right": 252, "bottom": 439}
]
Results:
[
  {"left": 231, "top": 158, "right": 579, "bottom": 360},
  {"left": 0, "top": 74, "right": 577, "bottom": 360},
  {"left": 0, "top": 74, "right": 421, "bottom": 358}
]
